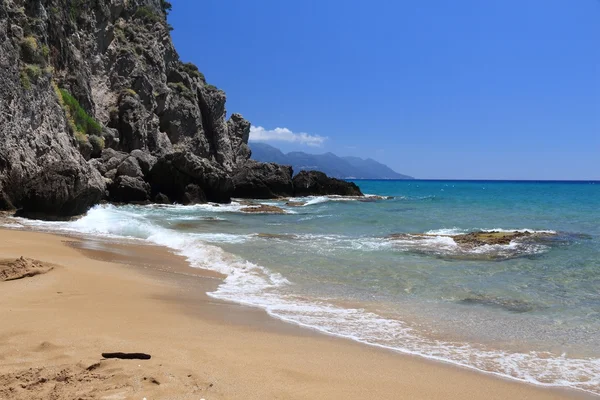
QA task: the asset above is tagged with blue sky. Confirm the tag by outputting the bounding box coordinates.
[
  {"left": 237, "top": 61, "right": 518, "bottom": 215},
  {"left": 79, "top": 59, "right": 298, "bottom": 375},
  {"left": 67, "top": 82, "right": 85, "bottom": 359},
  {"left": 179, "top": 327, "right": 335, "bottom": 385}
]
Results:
[{"left": 169, "top": 0, "right": 599, "bottom": 180}]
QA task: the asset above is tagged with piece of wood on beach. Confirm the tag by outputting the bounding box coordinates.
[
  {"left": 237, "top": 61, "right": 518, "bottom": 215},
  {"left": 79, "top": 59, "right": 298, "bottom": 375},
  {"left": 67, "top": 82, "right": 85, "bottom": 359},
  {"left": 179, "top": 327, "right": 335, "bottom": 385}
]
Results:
[{"left": 101, "top": 352, "right": 152, "bottom": 360}]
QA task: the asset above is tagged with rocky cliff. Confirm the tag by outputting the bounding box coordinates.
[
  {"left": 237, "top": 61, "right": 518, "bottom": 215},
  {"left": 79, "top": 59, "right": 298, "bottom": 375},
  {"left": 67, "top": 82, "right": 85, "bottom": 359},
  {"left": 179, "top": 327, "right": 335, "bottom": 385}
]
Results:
[{"left": 0, "top": 0, "right": 359, "bottom": 218}]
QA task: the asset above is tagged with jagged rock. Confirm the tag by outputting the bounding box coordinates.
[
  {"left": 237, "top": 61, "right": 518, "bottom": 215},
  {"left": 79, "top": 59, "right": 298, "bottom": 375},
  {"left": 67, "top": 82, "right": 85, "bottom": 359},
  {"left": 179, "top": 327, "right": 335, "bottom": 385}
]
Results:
[
  {"left": 292, "top": 171, "right": 363, "bottom": 197},
  {"left": 0, "top": 0, "right": 254, "bottom": 217},
  {"left": 18, "top": 161, "right": 105, "bottom": 218},
  {"left": 105, "top": 169, "right": 117, "bottom": 182},
  {"left": 99, "top": 149, "right": 128, "bottom": 173},
  {"left": 130, "top": 149, "right": 157, "bottom": 176},
  {"left": 116, "top": 156, "right": 143, "bottom": 178},
  {"left": 149, "top": 151, "right": 233, "bottom": 204},
  {"left": 88, "top": 158, "right": 107, "bottom": 176},
  {"left": 227, "top": 113, "right": 252, "bottom": 168},
  {"left": 232, "top": 160, "right": 294, "bottom": 199},
  {"left": 109, "top": 175, "right": 150, "bottom": 203}
]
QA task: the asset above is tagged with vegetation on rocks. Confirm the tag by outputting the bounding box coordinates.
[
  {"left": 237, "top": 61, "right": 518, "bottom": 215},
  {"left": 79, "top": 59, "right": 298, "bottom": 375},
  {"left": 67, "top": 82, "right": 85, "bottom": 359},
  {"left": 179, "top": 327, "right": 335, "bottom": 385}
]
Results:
[
  {"left": 134, "top": 6, "right": 162, "bottom": 24},
  {"left": 58, "top": 88, "right": 102, "bottom": 137},
  {"left": 20, "top": 36, "right": 39, "bottom": 62},
  {"left": 181, "top": 62, "right": 206, "bottom": 83},
  {"left": 0, "top": 0, "right": 347, "bottom": 218}
]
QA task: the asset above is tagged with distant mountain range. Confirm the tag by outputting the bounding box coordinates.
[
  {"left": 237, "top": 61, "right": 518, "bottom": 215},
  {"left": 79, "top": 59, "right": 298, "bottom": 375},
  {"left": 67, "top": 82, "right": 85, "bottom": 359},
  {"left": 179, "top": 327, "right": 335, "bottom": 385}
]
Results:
[{"left": 250, "top": 143, "right": 414, "bottom": 180}]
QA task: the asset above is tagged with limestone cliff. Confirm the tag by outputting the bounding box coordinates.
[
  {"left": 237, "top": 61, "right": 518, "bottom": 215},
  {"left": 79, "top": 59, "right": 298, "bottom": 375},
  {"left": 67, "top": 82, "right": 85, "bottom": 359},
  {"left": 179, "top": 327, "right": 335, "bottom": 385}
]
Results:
[
  {"left": 0, "top": 0, "right": 251, "bottom": 216},
  {"left": 0, "top": 0, "right": 360, "bottom": 217}
]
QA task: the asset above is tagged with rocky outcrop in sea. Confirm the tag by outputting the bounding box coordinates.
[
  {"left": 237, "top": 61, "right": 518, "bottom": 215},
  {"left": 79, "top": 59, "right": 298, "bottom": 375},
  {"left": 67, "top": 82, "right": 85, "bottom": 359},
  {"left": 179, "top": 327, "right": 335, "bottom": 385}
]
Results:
[{"left": 0, "top": 0, "right": 361, "bottom": 218}]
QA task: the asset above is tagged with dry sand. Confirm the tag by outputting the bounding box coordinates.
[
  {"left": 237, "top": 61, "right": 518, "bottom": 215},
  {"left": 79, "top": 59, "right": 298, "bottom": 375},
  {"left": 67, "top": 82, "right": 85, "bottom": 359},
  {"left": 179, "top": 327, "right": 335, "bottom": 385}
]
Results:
[{"left": 0, "top": 228, "right": 594, "bottom": 400}]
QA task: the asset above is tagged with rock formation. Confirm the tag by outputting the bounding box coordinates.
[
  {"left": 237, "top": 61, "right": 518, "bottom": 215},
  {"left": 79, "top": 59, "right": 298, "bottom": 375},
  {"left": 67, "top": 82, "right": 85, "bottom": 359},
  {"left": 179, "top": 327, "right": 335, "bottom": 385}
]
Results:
[
  {"left": 0, "top": 0, "right": 362, "bottom": 218},
  {"left": 232, "top": 161, "right": 294, "bottom": 199},
  {"left": 292, "top": 171, "right": 363, "bottom": 197}
]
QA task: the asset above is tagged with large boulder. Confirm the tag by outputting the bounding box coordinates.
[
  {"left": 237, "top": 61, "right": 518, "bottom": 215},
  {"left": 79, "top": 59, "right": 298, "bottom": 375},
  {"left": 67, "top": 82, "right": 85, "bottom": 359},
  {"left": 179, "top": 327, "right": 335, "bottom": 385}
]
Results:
[
  {"left": 292, "top": 170, "right": 363, "bottom": 197},
  {"left": 18, "top": 161, "right": 105, "bottom": 218},
  {"left": 116, "top": 156, "right": 143, "bottom": 178},
  {"left": 130, "top": 150, "right": 157, "bottom": 177},
  {"left": 109, "top": 175, "right": 150, "bottom": 203},
  {"left": 149, "top": 151, "right": 233, "bottom": 204},
  {"left": 232, "top": 160, "right": 294, "bottom": 199}
]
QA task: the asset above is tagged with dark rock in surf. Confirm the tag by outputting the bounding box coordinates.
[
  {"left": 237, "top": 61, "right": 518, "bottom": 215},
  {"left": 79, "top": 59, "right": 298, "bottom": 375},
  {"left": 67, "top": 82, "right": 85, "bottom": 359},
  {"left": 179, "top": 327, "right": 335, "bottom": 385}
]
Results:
[
  {"left": 292, "top": 170, "right": 363, "bottom": 197},
  {"left": 232, "top": 160, "right": 294, "bottom": 199},
  {"left": 109, "top": 175, "right": 150, "bottom": 203},
  {"left": 18, "top": 161, "right": 105, "bottom": 218},
  {"left": 149, "top": 151, "right": 233, "bottom": 204}
]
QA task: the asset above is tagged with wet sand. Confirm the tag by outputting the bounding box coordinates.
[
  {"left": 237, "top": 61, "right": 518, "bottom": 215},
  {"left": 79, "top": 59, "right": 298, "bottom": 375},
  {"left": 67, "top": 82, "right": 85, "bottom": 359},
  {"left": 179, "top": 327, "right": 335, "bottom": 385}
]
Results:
[{"left": 0, "top": 228, "right": 594, "bottom": 399}]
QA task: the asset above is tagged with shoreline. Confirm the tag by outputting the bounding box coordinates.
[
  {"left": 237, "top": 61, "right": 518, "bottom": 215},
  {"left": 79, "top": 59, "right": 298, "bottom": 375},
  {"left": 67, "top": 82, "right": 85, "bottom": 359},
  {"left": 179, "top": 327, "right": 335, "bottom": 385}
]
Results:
[{"left": 0, "top": 227, "right": 595, "bottom": 399}]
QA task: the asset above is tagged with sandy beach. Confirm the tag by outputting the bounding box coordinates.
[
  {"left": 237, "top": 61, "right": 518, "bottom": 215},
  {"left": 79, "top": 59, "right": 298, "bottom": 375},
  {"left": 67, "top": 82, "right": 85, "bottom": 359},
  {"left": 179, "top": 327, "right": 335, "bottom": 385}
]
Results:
[{"left": 0, "top": 228, "right": 594, "bottom": 400}]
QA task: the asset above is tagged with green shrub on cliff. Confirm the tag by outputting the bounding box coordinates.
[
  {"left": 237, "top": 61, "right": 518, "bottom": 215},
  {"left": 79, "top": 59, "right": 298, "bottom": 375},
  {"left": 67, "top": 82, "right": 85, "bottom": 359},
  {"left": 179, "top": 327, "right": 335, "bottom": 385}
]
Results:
[
  {"left": 135, "top": 6, "right": 162, "bottom": 23},
  {"left": 20, "top": 70, "right": 31, "bottom": 90},
  {"left": 58, "top": 89, "right": 102, "bottom": 137},
  {"left": 88, "top": 134, "right": 105, "bottom": 153},
  {"left": 181, "top": 62, "right": 206, "bottom": 83},
  {"left": 20, "top": 64, "right": 42, "bottom": 90},
  {"left": 20, "top": 36, "right": 49, "bottom": 66},
  {"left": 20, "top": 36, "right": 38, "bottom": 61}
]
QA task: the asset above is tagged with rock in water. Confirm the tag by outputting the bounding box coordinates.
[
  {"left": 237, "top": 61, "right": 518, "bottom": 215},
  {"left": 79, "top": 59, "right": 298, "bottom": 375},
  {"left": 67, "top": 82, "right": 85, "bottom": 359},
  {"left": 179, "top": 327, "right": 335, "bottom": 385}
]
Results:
[
  {"left": 232, "top": 160, "right": 294, "bottom": 199},
  {"left": 19, "top": 162, "right": 105, "bottom": 218},
  {"left": 109, "top": 175, "right": 150, "bottom": 203},
  {"left": 240, "top": 204, "right": 286, "bottom": 214},
  {"left": 292, "top": 171, "right": 363, "bottom": 197},
  {"left": 149, "top": 151, "right": 233, "bottom": 204},
  {"left": 452, "top": 231, "right": 535, "bottom": 247}
]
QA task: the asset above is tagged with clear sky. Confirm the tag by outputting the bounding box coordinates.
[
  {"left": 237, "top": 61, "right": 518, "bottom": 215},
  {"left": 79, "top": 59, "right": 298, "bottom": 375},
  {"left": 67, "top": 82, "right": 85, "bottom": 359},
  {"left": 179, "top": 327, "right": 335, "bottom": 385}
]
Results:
[{"left": 168, "top": 0, "right": 599, "bottom": 180}]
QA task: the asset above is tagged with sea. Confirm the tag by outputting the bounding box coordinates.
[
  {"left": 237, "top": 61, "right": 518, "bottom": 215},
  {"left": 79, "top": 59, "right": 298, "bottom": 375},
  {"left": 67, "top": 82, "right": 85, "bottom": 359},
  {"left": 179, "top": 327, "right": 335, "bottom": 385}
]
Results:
[{"left": 6, "top": 180, "right": 600, "bottom": 395}]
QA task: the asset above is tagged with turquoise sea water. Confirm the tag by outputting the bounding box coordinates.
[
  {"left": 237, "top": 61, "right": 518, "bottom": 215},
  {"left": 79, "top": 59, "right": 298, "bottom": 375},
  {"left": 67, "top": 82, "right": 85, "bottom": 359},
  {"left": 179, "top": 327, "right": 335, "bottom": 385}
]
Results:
[{"left": 9, "top": 180, "right": 600, "bottom": 395}]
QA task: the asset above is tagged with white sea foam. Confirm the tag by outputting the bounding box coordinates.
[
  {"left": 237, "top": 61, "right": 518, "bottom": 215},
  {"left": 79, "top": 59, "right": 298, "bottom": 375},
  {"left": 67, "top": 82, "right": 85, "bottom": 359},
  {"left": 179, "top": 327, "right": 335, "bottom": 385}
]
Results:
[
  {"left": 190, "top": 232, "right": 250, "bottom": 244},
  {"left": 425, "top": 228, "right": 468, "bottom": 235},
  {"left": 303, "top": 196, "right": 331, "bottom": 206},
  {"left": 0, "top": 222, "right": 24, "bottom": 228},
  {"left": 9, "top": 205, "right": 600, "bottom": 396}
]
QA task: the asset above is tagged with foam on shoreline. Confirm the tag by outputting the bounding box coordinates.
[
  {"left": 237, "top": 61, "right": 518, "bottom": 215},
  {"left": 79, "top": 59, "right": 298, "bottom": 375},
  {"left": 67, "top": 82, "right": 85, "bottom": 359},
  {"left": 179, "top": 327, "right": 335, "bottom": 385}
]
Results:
[{"left": 6, "top": 204, "right": 600, "bottom": 396}]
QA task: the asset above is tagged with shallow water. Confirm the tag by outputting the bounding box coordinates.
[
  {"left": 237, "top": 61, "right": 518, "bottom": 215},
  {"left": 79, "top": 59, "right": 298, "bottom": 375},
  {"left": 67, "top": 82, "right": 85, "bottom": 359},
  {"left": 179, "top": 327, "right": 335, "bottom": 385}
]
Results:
[{"left": 10, "top": 180, "right": 600, "bottom": 395}]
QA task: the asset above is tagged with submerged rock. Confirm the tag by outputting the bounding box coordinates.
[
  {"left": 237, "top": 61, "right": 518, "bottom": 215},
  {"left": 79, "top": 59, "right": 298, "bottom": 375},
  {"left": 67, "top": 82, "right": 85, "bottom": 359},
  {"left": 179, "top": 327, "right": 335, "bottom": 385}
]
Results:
[
  {"left": 387, "top": 230, "right": 555, "bottom": 249},
  {"left": 256, "top": 232, "right": 298, "bottom": 240},
  {"left": 385, "top": 230, "right": 562, "bottom": 261},
  {"left": 240, "top": 204, "right": 286, "bottom": 214},
  {"left": 285, "top": 201, "right": 306, "bottom": 207},
  {"left": 459, "top": 294, "right": 538, "bottom": 313},
  {"left": 452, "top": 231, "right": 540, "bottom": 247}
]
